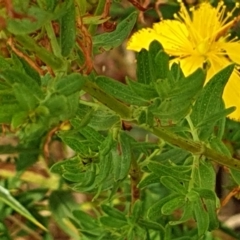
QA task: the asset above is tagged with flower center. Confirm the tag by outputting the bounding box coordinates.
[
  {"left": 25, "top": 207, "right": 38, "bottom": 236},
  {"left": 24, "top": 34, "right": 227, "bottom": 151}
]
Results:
[{"left": 195, "top": 40, "right": 210, "bottom": 56}]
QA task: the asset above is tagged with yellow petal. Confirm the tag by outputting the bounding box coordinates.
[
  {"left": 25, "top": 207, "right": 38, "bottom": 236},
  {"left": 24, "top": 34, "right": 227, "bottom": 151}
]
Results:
[
  {"left": 223, "top": 70, "right": 240, "bottom": 120},
  {"left": 206, "top": 54, "right": 231, "bottom": 81},
  {"left": 153, "top": 20, "right": 193, "bottom": 56},
  {"left": 127, "top": 28, "right": 160, "bottom": 52},
  {"left": 191, "top": 3, "right": 222, "bottom": 40},
  {"left": 222, "top": 42, "right": 240, "bottom": 64},
  {"left": 170, "top": 55, "right": 205, "bottom": 76}
]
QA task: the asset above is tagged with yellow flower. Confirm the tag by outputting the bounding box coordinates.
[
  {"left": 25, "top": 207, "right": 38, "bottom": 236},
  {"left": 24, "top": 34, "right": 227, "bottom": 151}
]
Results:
[{"left": 127, "top": 1, "right": 240, "bottom": 120}]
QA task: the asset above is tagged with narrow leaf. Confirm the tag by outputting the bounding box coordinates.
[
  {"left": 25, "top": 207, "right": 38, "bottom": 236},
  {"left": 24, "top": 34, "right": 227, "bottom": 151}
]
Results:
[
  {"left": 101, "top": 205, "right": 127, "bottom": 221},
  {"left": 60, "top": 0, "right": 76, "bottom": 56},
  {"left": 161, "top": 195, "right": 186, "bottom": 215},
  {"left": 112, "top": 132, "right": 132, "bottom": 181},
  {"left": 0, "top": 185, "right": 46, "bottom": 231},
  {"left": 193, "top": 198, "right": 209, "bottom": 236},
  {"left": 13, "top": 83, "right": 39, "bottom": 111},
  {"left": 93, "top": 11, "right": 137, "bottom": 52},
  {"left": 160, "top": 176, "right": 186, "bottom": 194},
  {"left": 96, "top": 76, "right": 148, "bottom": 106},
  {"left": 55, "top": 73, "right": 86, "bottom": 96}
]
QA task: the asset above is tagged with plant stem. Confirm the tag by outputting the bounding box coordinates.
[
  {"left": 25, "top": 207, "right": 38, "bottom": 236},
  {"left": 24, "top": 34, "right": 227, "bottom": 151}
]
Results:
[
  {"left": 186, "top": 115, "right": 199, "bottom": 141},
  {"left": 150, "top": 126, "right": 240, "bottom": 170},
  {"left": 130, "top": 158, "right": 141, "bottom": 209},
  {"left": 82, "top": 81, "right": 132, "bottom": 119},
  {"left": 83, "top": 81, "right": 240, "bottom": 171}
]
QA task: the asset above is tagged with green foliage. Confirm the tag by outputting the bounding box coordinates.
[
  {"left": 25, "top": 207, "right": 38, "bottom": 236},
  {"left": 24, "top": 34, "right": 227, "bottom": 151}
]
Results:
[{"left": 1, "top": 1, "right": 240, "bottom": 239}]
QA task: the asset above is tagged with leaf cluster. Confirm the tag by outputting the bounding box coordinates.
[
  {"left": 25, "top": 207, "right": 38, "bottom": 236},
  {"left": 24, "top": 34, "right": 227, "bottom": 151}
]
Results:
[{"left": 0, "top": 1, "right": 240, "bottom": 240}]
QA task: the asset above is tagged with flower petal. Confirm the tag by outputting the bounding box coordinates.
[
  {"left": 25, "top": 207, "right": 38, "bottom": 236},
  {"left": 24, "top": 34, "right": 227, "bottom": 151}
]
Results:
[
  {"left": 153, "top": 20, "right": 193, "bottom": 56},
  {"left": 170, "top": 55, "right": 205, "bottom": 76},
  {"left": 223, "top": 70, "right": 240, "bottom": 120},
  {"left": 191, "top": 3, "right": 222, "bottom": 40},
  {"left": 127, "top": 28, "right": 160, "bottom": 52},
  {"left": 222, "top": 42, "right": 240, "bottom": 64}
]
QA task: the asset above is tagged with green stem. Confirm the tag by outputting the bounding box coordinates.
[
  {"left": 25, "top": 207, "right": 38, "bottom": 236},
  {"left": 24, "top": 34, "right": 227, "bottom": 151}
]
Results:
[
  {"left": 185, "top": 115, "right": 200, "bottom": 191},
  {"left": 83, "top": 81, "right": 240, "bottom": 171},
  {"left": 130, "top": 158, "right": 141, "bottom": 210},
  {"left": 188, "top": 155, "right": 200, "bottom": 191},
  {"left": 186, "top": 115, "right": 199, "bottom": 141},
  {"left": 82, "top": 81, "right": 132, "bottom": 119},
  {"left": 150, "top": 126, "right": 240, "bottom": 170}
]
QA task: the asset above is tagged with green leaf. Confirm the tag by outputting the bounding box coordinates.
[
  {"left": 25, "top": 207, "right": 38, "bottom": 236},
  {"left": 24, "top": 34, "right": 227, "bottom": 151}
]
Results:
[
  {"left": 169, "top": 201, "right": 194, "bottom": 226},
  {"left": 44, "top": 94, "right": 68, "bottom": 119},
  {"left": 138, "top": 219, "right": 165, "bottom": 232},
  {"left": 99, "top": 133, "right": 114, "bottom": 156},
  {"left": 112, "top": 132, "right": 132, "bottom": 181},
  {"left": 78, "top": 126, "right": 105, "bottom": 144},
  {"left": 127, "top": 78, "right": 158, "bottom": 100},
  {"left": 136, "top": 50, "right": 151, "bottom": 85},
  {"left": 96, "top": 153, "right": 113, "bottom": 185},
  {"left": 192, "top": 189, "right": 217, "bottom": 201},
  {"left": 62, "top": 172, "right": 87, "bottom": 183},
  {"left": 132, "top": 200, "right": 142, "bottom": 222},
  {"left": 15, "top": 35, "right": 65, "bottom": 70},
  {"left": 197, "top": 107, "right": 235, "bottom": 128},
  {"left": 205, "top": 199, "right": 219, "bottom": 230},
  {"left": 155, "top": 50, "right": 169, "bottom": 79},
  {"left": 100, "top": 216, "right": 127, "bottom": 228},
  {"left": 191, "top": 64, "right": 234, "bottom": 140},
  {"left": 72, "top": 210, "right": 99, "bottom": 230},
  {"left": 7, "top": 7, "right": 52, "bottom": 34},
  {"left": 230, "top": 168, "right": 240, "bottom": 185},
  {"left": 0, "top": 70, "right": 44, "bottom": 99},
  {"left": 136, "top": 41, "right": 165, "bottom": 84},
  {"left": 160, "top": 176, "right": 186, "bottom": 194},
  {"left": 0, "top": 56, "right": 11, "bottom": 69},
  {"left": 17, "top": 145, "right": 40, "bottom": 170},
  {"left": 11, "top": 111, "right": 28, "bottom": 129},
  {"left": 198, "top": 161, "right": 216, "bottom": 191},
  {"left": 209, "top": 137, "right": 232, "bottom": 157},
  {"left": 50, "top": 156, "right": 82, "bottom": 175},
  {"left": 93, "top": 11, "right": 137, "bottom": 52},
  {"left": 13, "top": 83, "right": 39, "bottom": 111},
  {"left": 16, "top": 56, "right": 41, "bottom": 85},
  {"left": 148, "top": 162, "right": 191, "bottom": 181},
  {"left": 101, "top": 205, "right": 127, "bottom": 221},
  {"left": 54, "top": 73, "right": 86, "bottom": 96},
  {"left": 138, "top": 173, "right": 159, "bottom": 188},
  {"left": 88, "top": 109, "right": 120, "bottom": 131},
  {"left": 0, "top": 185, "right": 46, "bottom": 231},
  {"left": 193, "top": 198, "right": 209, "bottom": 236},
  {"left": 161, "top": 195, "right": 186, "bottom": 215},
  {"left": 60, "top": 0, "right": 76, "bottom": 57},
  {"left": 46, "top": 0, "right": 58, "bottom": 11},
  {"left": 0, "top": 104, "right": 20, "bottom": 123},
  {"left": 148, "top": 193, "right": 179, "bottom": 220},
  {"left": 58, "top": 134, "right": 94, "bottom": 156},
  {"left": 95, "top": 76, "right": 148, "bottom": 106},
  {"left": 49, "top": 191, "right": 79, "bottom": 238},
  {"left": 170, "top": 62, "right": 185, "bottom": 81},
  {"left": 72, "top": 104, "right": 94, "bottom": 129},
  {"left": 65, "top": 92, "right": 79, "bottom": 118},
  {"left": 151, "top": 68, "right": 205, "bottom": 124},
  {"left": 152, "top": 148, "right": 190, "bottom": 165}
]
